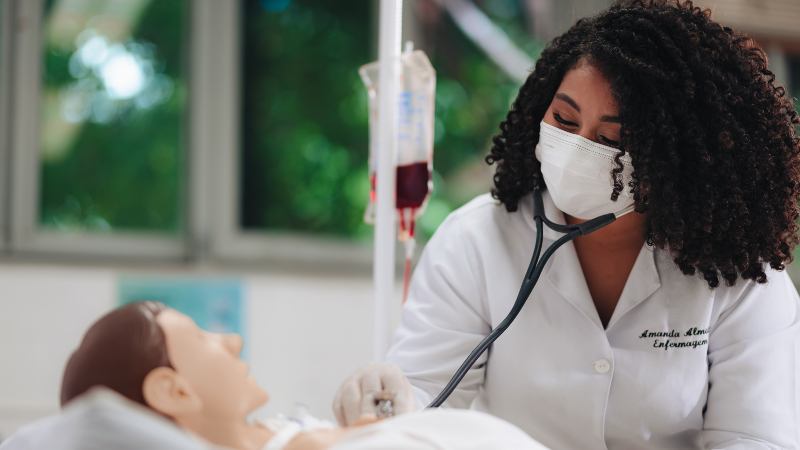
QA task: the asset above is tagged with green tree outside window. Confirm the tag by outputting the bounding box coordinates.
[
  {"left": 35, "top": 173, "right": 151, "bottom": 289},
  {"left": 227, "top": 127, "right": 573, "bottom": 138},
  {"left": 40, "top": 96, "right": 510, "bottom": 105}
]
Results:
[{"left": 39, "top": 0, "right": 185, "bottom": 233}]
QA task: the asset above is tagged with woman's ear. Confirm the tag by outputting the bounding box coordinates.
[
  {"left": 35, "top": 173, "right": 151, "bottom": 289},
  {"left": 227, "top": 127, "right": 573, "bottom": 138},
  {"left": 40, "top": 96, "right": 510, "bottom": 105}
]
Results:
[{"left": 142, "top": 366, "right": 202, "bottom": 417}]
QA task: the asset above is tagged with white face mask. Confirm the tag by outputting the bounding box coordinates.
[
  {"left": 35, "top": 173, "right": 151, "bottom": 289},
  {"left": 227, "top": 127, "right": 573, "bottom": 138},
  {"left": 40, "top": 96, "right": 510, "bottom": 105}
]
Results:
[{"left": 534, "top": 121, "right": 635, "bottom": 220}]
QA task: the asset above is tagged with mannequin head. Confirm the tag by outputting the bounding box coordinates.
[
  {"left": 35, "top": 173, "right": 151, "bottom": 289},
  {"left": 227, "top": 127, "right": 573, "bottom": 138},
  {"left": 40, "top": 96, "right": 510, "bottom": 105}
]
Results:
[
  {"left": 144, "top": 307, "right": 269, "bottom": 424},
  {"left": 61, "top": 301, "right": 172, "bottom": 406},
  {"left": 62, "top": 302, "right": 271, "bottom": 449}
]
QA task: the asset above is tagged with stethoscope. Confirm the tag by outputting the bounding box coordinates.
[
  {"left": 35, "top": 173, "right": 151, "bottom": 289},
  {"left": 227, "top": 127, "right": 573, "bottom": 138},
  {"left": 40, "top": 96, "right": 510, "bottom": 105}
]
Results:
[{"left": 428, "top": 188, "right": 635, "bottom": 408}]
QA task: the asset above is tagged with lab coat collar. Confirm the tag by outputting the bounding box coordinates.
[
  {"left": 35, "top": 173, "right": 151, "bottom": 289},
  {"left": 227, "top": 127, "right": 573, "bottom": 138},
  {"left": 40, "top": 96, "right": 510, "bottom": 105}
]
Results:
[
  {"left": 546, "top": 240, "right": 660, "bottom": 331},
  {"left": 546, "top": 238, "right": 600, "bottom": 329},
  {"left": 528, "top": 189, "right": 661, "bottom": 331},
  {"left": 605, "top": 245, "right": 660, "bottom": 330}
]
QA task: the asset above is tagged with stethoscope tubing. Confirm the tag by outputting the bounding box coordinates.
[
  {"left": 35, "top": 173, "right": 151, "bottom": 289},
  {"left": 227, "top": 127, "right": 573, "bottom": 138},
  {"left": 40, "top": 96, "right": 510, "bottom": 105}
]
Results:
[{"left": 427, "top": 189, "right": 617, "bottom": 408}]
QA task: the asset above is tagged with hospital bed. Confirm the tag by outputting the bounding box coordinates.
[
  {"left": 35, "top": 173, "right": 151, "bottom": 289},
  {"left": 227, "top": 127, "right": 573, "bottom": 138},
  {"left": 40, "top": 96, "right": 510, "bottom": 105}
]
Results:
[{"left": 0, "top": 388, "right": 549, "bottom": 450}]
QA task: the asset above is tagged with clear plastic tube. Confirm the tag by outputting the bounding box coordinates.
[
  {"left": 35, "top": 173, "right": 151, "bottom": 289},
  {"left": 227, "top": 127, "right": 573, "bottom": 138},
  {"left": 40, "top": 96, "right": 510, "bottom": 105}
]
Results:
[{"left": 398, "top": 208, "right": 417, "bottom": 304}]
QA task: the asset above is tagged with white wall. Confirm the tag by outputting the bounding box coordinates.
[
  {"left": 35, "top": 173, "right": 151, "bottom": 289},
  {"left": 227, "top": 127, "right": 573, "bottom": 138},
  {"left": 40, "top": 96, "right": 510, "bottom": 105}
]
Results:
[
  {"left": 0, "top": 265, "right": 116, "bottom": 440},
  {"left": 247, "top": 272, "right": 377, "bottom": 421},
  {"left": 0, "top": 263, "right": 402, "bottom": 442}
]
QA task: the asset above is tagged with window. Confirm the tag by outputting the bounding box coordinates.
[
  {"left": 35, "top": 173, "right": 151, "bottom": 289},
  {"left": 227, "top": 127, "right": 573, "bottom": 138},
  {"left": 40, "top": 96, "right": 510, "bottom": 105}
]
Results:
[
  {"left": 8, "top": 0, "right": 186, "bottom": 259},
  {"left": 39, "top": 0, "right": 185, "bottom": 234},
  {"left": 239, "top": 0, "right": 543, "bottom": 243},
  {"left": 1, "top": 0, "right": 543, "bottom": 264},
  {"left": 240, "top": 0, "right": 373, "bottom": 240}
]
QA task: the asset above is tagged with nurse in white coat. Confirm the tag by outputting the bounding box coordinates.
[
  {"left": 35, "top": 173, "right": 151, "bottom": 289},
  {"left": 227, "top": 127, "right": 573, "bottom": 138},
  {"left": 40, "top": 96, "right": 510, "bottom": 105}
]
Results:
[{"left": 333, "top": 1, "right": 800, "bottom": 449}]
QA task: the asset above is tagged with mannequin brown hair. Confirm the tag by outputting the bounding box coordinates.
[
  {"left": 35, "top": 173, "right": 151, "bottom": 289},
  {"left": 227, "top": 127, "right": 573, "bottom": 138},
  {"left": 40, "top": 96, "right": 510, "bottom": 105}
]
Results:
[{"left": 61, "top": 301, "right": 172, "bottom": 406}]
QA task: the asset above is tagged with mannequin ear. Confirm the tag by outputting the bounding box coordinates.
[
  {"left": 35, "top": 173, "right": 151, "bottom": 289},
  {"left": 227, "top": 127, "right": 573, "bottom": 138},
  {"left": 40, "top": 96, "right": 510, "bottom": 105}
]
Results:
[{"left": 142, "top": 366, "right": 202, "bottom": 417}]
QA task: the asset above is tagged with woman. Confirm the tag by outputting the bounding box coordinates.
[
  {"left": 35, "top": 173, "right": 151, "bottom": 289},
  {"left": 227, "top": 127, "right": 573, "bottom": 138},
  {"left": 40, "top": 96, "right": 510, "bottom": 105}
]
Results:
[{"left": 333, "top": 1, "right": 800, "bottom": 449}]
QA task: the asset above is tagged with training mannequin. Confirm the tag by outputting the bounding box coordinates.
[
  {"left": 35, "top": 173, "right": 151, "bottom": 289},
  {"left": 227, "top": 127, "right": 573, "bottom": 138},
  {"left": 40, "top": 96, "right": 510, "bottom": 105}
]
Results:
[
  {"left": 61, "top": 302, "right": 352, "bottom": 450},
  {"left": 59, "top": 302, "right": 546, "bottom": 450}
]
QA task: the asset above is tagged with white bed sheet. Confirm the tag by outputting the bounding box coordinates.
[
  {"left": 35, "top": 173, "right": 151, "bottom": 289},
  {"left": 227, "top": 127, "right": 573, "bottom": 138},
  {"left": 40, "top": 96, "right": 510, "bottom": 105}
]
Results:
[
  {"left": 330, "top": 409, "right": 550, "bottom": 450},
  {"left": 0, "top": 387, "right": 549, "bottom": 450}
]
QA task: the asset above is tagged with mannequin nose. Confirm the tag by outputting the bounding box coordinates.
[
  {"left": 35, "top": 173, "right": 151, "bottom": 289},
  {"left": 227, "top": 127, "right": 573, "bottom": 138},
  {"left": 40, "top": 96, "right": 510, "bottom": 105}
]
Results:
[{"left": 223, "top": 333, "right": 243, "bottom": 356}]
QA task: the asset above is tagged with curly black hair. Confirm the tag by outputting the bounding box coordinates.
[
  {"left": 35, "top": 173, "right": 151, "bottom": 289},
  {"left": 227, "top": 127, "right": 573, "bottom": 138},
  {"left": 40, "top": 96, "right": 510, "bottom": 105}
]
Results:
[{"left": 486, "top": 0, "right": 800, "bottom": 288}]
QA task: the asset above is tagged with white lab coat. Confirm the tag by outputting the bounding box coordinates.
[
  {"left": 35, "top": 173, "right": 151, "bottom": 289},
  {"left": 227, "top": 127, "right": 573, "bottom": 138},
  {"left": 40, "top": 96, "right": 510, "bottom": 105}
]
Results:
[{"left": 387, "top": 191, "right": 800, "bottom": 450}]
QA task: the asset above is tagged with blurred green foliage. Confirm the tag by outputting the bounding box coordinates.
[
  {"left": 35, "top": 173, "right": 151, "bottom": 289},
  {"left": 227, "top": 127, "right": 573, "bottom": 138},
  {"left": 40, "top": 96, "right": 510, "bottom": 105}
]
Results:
[
  {"left": 789, "top": 58, "right": 800, "bottom": 265},
  {"left": 242, "top": 0, "right": 542, "bottom": 240},
  {"left": 791, "top": 57, "right": 800, "bottom": 119},
  {"left": 39, "top": 0, "right": 184, "bottom": 232},
  {"left": 419, "top": 0, "right": 543, "bottom": 238},
  {"left": 241, "top": 0, "right": 373, "bottom": 238}
]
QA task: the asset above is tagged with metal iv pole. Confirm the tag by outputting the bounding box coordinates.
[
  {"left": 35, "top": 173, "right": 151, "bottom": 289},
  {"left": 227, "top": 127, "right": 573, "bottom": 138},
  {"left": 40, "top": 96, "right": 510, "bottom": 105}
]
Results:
[{"left": 373, "top": 0, "right": 402, "bottom": 361}]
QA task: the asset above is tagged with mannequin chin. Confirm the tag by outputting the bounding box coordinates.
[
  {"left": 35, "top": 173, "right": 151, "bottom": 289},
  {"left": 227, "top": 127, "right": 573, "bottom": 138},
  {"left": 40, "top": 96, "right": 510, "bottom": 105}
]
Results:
[{"left": 61, "top": 302, "right": 349, "bottom": 450}]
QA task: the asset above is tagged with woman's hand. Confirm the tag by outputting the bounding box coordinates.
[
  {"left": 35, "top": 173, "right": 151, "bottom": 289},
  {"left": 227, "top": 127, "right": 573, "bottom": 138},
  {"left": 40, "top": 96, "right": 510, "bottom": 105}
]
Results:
[{"left": 332, "top": 362, "right": 417, "bottom": 426}]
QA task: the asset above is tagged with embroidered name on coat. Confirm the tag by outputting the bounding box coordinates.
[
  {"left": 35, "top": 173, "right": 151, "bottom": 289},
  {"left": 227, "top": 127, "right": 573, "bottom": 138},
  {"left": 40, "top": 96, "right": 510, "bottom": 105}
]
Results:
[{"left": 638, "top": 327, "right": 709, "bottom": 351}]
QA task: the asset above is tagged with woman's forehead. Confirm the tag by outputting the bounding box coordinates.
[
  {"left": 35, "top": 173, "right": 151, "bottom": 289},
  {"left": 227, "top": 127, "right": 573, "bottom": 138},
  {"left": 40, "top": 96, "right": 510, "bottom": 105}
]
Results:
[{"left": 557, "top": 65, "right": 618, "bottom": 114}]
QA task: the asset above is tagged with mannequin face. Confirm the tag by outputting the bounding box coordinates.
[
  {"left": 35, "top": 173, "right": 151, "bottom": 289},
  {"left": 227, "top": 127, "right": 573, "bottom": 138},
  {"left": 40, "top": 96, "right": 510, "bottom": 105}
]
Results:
[{"left": 147, "top": 309, "right": 269, "bottom": 420}]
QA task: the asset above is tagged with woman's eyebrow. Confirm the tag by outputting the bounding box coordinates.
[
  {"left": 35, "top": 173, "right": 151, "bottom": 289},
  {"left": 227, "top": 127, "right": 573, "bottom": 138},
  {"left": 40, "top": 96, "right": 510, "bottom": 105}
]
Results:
[
  {"left": 555, "top": 93, "right": 619, "bottom": 123},
  {"left": 555, "top": 93, "right": 580, "bottom": 112},
  {"left": 600, "top": 115, "right": 621, "bottom": 123}
]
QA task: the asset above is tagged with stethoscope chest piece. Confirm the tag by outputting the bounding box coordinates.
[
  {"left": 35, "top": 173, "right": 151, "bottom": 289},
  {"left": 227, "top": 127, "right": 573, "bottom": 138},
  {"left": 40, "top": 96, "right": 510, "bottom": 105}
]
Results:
[{"left": 374, "top": 390, "right": 396, "bottom": 418}]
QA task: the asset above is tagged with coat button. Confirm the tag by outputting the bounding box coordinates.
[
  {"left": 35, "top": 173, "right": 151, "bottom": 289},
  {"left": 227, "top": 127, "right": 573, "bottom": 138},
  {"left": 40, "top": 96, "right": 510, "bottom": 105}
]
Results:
[{"left": 593, "top": 359, "right": 611, "bottom": 374}]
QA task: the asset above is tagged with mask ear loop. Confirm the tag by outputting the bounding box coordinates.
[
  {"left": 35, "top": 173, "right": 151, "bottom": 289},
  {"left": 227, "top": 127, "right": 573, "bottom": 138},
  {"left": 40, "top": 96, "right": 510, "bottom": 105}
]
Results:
[{"left": 614, "top": 204, "right": 636, "bottom": 218}]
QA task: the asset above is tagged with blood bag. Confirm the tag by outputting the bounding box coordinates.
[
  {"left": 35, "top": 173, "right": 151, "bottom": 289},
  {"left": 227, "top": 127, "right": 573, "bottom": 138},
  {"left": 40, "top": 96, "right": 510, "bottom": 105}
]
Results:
[{"left": 360, "top": 44, "right": 436, "bottom": 303}]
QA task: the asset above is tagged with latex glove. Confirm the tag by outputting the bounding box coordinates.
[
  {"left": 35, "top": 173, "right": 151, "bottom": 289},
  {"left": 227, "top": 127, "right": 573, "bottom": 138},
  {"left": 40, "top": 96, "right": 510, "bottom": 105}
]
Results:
[{"left": 332, "top": 362, "right": 417, "bottom": 426}]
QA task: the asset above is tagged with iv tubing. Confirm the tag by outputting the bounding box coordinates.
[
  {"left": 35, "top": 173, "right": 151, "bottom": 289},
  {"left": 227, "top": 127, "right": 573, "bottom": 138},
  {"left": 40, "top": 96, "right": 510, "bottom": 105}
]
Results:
[{"left": 401, "top": 209, "right": 416, "bottom": 304}]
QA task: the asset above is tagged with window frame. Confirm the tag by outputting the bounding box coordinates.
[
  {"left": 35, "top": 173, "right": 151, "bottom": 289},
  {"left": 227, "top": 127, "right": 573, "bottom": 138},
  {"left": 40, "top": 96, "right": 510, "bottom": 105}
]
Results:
[{"left": 0, "top": 0, "right": 14, "bottom": 252}]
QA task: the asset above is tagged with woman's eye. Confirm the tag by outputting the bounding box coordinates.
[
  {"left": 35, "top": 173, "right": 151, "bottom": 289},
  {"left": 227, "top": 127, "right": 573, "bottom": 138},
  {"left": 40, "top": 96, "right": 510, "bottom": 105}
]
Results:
[
  {"left": 553, "top": 112, "right": 578, "bottom": 127},
  {"left": 600, "top": 136, "right": 619, "bottom": 147}
]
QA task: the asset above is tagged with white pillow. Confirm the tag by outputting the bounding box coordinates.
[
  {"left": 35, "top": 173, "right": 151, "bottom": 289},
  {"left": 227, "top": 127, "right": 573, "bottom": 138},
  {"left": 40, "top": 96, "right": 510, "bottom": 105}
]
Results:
[{"left": 0, "top": 387, "right": 217, "bottom": 450}]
